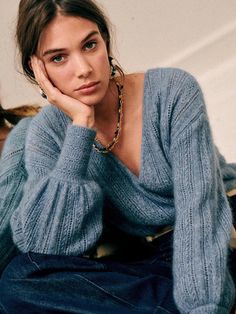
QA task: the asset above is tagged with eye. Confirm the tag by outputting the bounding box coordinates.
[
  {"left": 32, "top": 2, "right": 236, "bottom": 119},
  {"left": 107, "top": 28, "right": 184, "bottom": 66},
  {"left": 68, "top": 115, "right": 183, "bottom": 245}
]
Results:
[
  {"left": 51, "top": 55, "right": 65, "bottom": 63},
  {"left": 84, "top": 41, "right": 97, "bottom": 51}
]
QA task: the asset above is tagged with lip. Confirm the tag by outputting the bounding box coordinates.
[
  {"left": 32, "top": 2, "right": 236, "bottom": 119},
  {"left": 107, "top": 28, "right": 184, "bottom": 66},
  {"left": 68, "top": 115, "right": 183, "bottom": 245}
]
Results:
[
  {"left": 75, "top": 81, "right": 100, "bottom": 95},
  {"left": 77, "top": 81, "right": 99, "bottom": 90}
]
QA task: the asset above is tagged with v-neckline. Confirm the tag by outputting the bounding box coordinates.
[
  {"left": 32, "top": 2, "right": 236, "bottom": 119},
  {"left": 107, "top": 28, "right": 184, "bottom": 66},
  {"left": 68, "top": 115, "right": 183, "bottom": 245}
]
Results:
[{"left": 94, "top": 71, "right": 149, "bottom": 182}]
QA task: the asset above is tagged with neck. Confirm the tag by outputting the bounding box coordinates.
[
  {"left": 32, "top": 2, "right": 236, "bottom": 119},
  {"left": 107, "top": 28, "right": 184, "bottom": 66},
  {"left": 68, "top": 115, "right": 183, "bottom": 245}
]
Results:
[{"left": 94, "top": 78, "right": 120, "bottom": 126}]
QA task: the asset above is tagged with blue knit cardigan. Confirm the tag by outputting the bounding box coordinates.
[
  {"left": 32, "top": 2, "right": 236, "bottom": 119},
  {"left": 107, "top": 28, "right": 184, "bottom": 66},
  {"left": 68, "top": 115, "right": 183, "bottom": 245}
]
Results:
[{"left": 1, "top": 68, "right": 236, "bottom": 313}]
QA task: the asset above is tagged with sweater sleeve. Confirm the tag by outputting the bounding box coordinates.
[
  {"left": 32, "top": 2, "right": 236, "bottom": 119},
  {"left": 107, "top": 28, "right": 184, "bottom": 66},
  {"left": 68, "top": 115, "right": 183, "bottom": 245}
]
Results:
[
  {"left": 169, "top": 73, "right": 235, "bottom": 313},
  {"left": 10, "top": 106, "right": 103, "bottom": 256},
  {"left": 215, "top": 146, "right": 236, "bottom": 193},
  {"left": 0, "top": 118, "right": 30, "bottom": 273}
]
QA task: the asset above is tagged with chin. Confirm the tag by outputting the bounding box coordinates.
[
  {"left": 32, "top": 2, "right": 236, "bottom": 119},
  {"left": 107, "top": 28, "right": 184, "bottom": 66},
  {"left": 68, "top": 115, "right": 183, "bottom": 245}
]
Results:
[
  {"left": 74, "top": 94, "right": 104, "bottom": 106},
  {"left": 73, "top": 88, "right": 107, "bottom": 106}
]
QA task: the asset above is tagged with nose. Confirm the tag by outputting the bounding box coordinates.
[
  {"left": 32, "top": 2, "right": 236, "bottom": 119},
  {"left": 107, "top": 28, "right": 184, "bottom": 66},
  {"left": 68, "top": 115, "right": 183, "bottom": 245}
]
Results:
[{"left": 73, "top": 54, "right": 92, "bottom": 79}]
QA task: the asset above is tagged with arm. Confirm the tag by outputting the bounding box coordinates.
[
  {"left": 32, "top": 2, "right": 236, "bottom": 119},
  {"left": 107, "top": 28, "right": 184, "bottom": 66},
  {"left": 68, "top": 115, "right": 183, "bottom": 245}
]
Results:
[
  {"left": 0, "top": 118, "right": 30, "bottom": 273},
  {"left": 215, "top": 146, "right": 236, "bottom": 193},
  {"left": 169, "top": 73, "right": 235, "bottom": 313},
  {"left": 10, "top": 107, "right": 103, "bottom": 256}
]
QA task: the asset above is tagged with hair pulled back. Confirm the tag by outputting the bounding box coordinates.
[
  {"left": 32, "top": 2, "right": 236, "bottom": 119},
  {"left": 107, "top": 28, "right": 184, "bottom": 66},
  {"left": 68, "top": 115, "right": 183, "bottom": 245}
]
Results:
[{"left": 16, "top": 0, "right": 116, "bottom": 84}]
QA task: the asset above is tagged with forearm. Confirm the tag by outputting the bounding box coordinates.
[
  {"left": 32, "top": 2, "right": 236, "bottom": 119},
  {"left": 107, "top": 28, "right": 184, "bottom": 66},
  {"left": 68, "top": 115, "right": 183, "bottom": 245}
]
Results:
[
  {"left": 10, "top": 178, "right": 103, "bottom": 255},
  {"left": 11, "top": 118, "right": 103, "bottom": 255},
  {"left": 171, "top": 115, "right": 235, "bottom": 313}
]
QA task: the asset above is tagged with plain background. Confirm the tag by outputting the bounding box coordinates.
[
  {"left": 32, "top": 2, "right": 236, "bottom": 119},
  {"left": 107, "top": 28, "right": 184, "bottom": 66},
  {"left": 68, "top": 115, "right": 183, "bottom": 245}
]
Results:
[{"left": 0, "top": 0, "right": 236, "bottom": 161}]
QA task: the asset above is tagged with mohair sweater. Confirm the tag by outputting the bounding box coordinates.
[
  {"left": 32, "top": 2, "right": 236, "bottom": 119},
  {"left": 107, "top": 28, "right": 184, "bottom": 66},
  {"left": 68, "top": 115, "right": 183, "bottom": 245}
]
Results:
[{"left": 3, "top": 68, "right": 236, "bottom": 313}]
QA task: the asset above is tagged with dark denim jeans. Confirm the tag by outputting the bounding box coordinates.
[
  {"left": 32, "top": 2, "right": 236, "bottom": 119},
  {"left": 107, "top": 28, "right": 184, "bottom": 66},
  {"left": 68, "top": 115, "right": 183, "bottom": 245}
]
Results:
[{"left": 0, "top": 232, "right": 179, "bottom": 314}]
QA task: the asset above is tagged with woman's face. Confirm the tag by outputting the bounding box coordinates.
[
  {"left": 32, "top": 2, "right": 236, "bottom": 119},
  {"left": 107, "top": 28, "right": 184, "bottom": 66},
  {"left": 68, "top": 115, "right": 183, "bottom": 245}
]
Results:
[{"left": 36, "top": 14, "right": 111, "bottom": 106}]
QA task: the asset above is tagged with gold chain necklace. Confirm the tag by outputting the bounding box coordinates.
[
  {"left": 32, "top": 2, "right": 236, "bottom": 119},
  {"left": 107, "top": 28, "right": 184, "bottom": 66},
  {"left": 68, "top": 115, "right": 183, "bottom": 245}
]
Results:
[{"left": 93, "top": 80, "right": 124, "bottom": 154}]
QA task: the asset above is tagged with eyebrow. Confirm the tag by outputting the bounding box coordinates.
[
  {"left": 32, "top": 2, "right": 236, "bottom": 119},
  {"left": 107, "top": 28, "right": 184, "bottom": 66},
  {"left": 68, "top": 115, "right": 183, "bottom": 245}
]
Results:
[{"left": 42, "top": 30, "right": 100, "bottom": 57}]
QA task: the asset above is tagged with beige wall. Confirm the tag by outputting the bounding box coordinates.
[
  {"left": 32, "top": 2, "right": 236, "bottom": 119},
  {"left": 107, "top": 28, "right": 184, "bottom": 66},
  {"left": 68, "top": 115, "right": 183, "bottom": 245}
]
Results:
[{"left": 1, "top": 0, "right": 236, "bottom": 161}]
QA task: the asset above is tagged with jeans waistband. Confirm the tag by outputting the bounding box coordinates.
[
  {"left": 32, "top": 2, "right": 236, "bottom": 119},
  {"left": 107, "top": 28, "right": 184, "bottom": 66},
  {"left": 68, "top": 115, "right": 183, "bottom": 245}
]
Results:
[{"left": 87, "top": 225, "right": 174, "bottom": 260}]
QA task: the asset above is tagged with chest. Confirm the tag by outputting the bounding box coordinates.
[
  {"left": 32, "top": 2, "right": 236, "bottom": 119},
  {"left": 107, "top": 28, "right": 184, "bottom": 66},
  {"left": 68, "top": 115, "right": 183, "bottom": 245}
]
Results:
[
  {"left": 92, "top": 110, "right": 172, "bottom": 197},
  {"left": 111, "top": 113, "right": 142, "bottom": 178},
  {"left": 89, "top": 126, "right": 174, "bottom": 235},
  {"left": 96, "top": 95, "right": 143, "bottom": 178}
]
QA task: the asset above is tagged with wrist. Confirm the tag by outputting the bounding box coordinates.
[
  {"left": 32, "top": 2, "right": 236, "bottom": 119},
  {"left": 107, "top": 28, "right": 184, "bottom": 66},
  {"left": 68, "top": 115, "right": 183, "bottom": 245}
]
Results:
[
  {"left": 54, "top": 124, "right": 96, "bottom": 180},
  {"left": 72, "top": 116, "right": 95, "bottom": 129}
]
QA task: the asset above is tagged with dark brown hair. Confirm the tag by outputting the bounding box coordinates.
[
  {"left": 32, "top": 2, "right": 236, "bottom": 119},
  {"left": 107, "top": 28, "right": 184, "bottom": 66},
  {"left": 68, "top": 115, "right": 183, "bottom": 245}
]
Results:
[{"left": 16, "top": 0, "right": 123, "bottom": 84}]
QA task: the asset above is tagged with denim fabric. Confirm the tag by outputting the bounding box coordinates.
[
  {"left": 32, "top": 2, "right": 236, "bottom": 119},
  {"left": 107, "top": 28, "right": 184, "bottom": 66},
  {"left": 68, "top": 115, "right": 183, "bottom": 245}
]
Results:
[{"left": 0, "top": 232, "right": 179, "bottom": 314}]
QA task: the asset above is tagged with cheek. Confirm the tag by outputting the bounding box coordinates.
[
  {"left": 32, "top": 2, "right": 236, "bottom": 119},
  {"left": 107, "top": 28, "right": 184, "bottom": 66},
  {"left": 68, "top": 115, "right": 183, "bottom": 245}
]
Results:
[{"left": 95, "top": 50, "right": 110, "bottom": 73}]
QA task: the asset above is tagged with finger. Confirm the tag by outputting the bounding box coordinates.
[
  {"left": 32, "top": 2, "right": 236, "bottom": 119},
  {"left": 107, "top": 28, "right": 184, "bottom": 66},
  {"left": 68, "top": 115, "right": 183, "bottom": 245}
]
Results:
[
  {"left": 30, "top": 56, "right": 45, "bottom": 90},
  {"left": 37, "top": 58, "right": 49, "bottom": 81},
  {"left": 31, "top": 56, "right": 57, "bottom": 100},
  {"left": 30, "top": 56, "right": 47, "bottom": 99},
  {"left": 30, "top": 56, "right": 46, "bottom": 86},
  {"left": 33, "top": 57, "right": 47, "bottom": 85}
]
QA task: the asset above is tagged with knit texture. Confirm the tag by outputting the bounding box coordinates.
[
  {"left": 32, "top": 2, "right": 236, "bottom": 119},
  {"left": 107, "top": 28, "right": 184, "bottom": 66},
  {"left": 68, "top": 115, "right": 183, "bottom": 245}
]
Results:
[
  {"left": 1, "top": 68, "right": 236, "bottom": 312},
  {"left": 0, "top": 118, "right": 30, "bottom": 273}
]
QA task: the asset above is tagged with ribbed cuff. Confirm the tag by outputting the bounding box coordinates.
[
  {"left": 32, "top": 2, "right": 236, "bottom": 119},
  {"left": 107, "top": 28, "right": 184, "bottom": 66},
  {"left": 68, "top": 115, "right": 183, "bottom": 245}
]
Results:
[
  {"left": 190, "top": 304, "right": 230, "bottom": 314},
  {"left": 53, "top": 124, "right": 96, "bottom": 180}
]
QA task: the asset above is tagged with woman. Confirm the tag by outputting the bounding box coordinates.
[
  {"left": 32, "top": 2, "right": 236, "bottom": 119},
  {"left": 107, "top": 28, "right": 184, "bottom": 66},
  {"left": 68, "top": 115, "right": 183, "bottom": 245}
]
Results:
[{"left": 0, "top": 0, "right": 235, "bottom": 313}]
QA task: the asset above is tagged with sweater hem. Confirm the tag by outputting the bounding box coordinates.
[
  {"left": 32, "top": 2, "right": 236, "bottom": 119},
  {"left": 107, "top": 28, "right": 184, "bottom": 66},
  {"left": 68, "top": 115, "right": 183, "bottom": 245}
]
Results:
[{"left": 189, "top": 304, "right": 231, "bottom": 314}]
